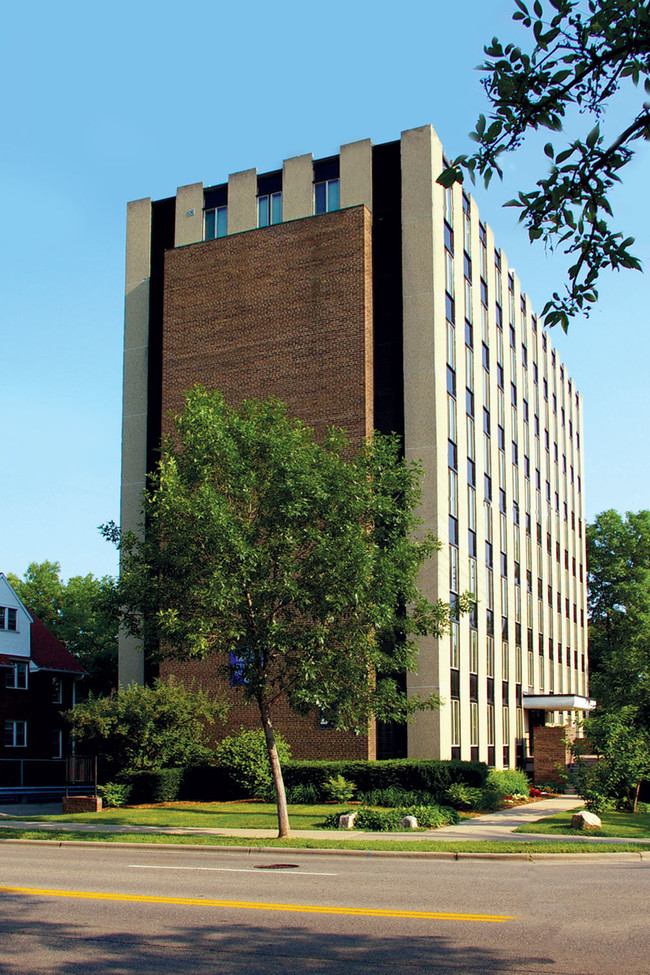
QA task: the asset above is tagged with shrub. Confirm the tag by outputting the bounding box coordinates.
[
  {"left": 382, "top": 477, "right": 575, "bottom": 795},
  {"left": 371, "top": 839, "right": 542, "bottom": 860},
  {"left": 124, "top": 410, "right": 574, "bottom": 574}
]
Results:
[
  {"left": 359, "top": 786, "right": 435, "bottom": 807},
  {"left": 282, "top": 758, "right": 488, "bottom": 801},
  {"left": 98, "top": 782, "right": 131, "bottom": 808},
  {"left": 214, "top": 729, "right": 291, "bottom": 800},
  {"left": 323, "top": 774, "right": 356, "bottom": 803},
  {"left": 485, "top": 768, "right": 531, "bottom": 799},
  {"left": 285, "top": 782, "right": 321, "bottom": 804},
  {"left": 322, "top": 803, "right": 460, "bottom": 831},
  {"left": 66, "top": 677, "right": 226, "bottom": 780},
  {"left": 122, "top": 768, "right": 185, "bottom": 804},
  {"left": 443, "top": 783, "right": 484, "bottom": 810}
]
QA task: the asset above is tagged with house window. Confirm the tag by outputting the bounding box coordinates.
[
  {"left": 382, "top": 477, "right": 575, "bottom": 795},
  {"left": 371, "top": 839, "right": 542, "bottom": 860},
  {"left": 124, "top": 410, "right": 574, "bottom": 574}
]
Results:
[
  {"left": 0, "top": 607, "right": 17, "bottom": 631},
  {"left": 257, "top": 192, "right": 282, "bottom": 227},
  {"left": 4, "top": 720, "right": 27, "bottom": 747},
  {"left": 52, "top": 729, "right": 63, "bottom": 759},
  {"left": 52, "top": 677, "right": 63, "bottom": 704},
  {"left": 6, "top": 661, "right": 28, "bottom": 689},
  {"left": 204, "top": 206, "right": 227, "bottom": 239},
  {"left": 314, "top": 178, "right": 339, "bottom": 214}
]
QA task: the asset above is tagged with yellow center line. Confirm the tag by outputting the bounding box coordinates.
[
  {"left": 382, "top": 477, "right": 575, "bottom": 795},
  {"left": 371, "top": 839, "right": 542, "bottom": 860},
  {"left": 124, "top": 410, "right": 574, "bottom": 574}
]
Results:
[{"left": 0, "top": 886, "right": 513, "bottom": 923}]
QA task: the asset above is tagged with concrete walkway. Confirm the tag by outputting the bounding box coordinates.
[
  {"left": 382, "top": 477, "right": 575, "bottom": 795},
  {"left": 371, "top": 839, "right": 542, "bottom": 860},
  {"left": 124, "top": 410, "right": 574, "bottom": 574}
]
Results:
[{"left": 1, "top": 795, "right": 645, "bottom": 845}]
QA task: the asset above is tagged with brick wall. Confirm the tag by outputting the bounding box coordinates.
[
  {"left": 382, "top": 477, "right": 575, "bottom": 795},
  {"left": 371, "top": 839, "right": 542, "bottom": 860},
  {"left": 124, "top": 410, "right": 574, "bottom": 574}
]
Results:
[
  {"left": 161, "top": 205, "right": 374, "bottom": 443},
  {"left": 533, "top": 725, "right": 573, "bottom": 785},
  {"left": 159, "top": 205, "right": 375, "bottom": 760}
]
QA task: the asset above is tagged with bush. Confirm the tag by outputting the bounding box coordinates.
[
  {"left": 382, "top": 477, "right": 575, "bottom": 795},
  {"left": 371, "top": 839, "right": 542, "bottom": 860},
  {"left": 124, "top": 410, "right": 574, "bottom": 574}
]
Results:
[
  {"left": 443, "top": 783, "right": 484, "bottom": 810},
  {"left": 214, "top": 729, "right": 291, "bottom": 800},
  {"left": 285, "top": 782, "right": 321, "bottom": 804},
  {"left": 122, "top": 768, "right": 185, "bottom": 804},
  {"left": 323, "top": 774, "right": 356, "bottom": 803},
  {"left": 359, "top": 786, "right": 435, "bottom": 807},
  {"left": 98, "top": 782, "right": 131, "bottom": 808},
  {"left": 485, "top": 768, "right": 531, "bottom": 799},
  {"left": 282, "top": 758, "right": 488, "bottom": 801},
  {"left": 322, "top": 803, "right": 460, "bottom": 831},
  {"left": 66, "top": 677, "right": 226, "bottom": 780}
]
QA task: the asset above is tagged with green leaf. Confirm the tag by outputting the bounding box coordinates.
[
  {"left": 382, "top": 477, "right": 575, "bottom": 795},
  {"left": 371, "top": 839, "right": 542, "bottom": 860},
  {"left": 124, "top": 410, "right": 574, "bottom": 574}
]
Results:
[{"left": 544, "top": 143, "right": 555, "bottom": 158}]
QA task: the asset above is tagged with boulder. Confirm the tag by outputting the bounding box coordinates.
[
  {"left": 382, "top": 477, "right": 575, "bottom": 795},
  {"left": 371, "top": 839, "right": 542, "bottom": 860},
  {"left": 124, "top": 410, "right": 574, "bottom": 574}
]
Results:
[
  {"left": 571, "top": 810, "right": 602, "bottom": 831},
  {"left": 398, "top": 816, "right": 419, "bottom": 830},
  {"left": 338, "top": 812, "right": 357, "bottom": 830}
]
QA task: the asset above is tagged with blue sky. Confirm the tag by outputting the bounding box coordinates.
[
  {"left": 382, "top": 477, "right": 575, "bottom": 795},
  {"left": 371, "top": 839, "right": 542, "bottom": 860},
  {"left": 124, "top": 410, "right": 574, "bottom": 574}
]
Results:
[{"left": 2, "top": 0, "right": 648, "bottom": 582}]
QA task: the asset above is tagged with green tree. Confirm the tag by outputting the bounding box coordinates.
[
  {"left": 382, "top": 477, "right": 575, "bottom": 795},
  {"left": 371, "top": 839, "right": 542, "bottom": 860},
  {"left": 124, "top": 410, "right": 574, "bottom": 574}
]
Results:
[
  {"left": 439, "top": 0, "right": 649, "bottom": 331},
  {"left": 105, "top": 387, "right": 458, "bottom": 837},
  {"left": 66, "top": 677, "right": 227, "bottom": 780},
  {"left": 8, "top": 561, "right": 119, "bottom": 696},
  {"left": 576, "top": 706, "right": 650, "bottom": 811},
  {"left": 586, "top": 509, "right": 650, "bottom": 725}
]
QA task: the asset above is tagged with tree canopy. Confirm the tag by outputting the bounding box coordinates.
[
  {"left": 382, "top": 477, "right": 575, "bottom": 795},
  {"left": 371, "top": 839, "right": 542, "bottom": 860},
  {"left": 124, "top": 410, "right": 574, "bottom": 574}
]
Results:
[
  {"left": 586, "top": 509, "right": 650, "bottom": 726},
  {"left": 8, "top": 560, "right": 119, "bottom": 697},
  {"left": 439, "top": 0, "right": 649, "bottom": 331},
  {"left": 106, "top": 387, "right": 456, "bottom": 835}
]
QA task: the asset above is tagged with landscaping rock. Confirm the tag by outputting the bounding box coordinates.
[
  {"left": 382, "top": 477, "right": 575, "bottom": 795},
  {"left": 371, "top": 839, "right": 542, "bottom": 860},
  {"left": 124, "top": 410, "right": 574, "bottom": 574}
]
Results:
[
  {"left": 338, "top": 812, "right": 357, "bottom": 830},
  {"left": 571, "top": 810, "right": 602, "bottom": 831},
  {"left": 398, "top": 816, "right": 418, "bottom": 829}
]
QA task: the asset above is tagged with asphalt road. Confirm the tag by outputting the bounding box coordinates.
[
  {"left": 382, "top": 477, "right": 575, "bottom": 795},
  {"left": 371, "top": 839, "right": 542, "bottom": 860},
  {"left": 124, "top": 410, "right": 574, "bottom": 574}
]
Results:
[{"left": 1, "top": 843, "right": 648, "bottom": 974}]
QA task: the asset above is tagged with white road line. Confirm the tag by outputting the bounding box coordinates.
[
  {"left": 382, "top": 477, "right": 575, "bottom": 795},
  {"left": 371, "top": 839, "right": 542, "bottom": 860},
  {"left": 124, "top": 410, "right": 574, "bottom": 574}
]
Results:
[{"left": 129, "top": 864, "right": 337, "bottom": 876}]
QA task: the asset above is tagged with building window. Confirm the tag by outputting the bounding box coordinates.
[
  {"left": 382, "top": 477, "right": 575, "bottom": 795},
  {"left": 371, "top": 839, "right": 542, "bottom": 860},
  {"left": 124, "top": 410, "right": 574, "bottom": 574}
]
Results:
[
  {"left": 6, "top": 661, "right": 28, "bottom": 689},
  {"left": 0, "top": 607, "right": 17, "bottom": 631},
  {"left": 451, "top": 699, "right": 461, "bottom": 747},
  {"left": 314, "top": 178, "right": 339, "bottom": 214},
  {"left": 52, "top": 677, "right": 62, "bottom": 704},
  {"left": 204, "top": 206, "right": 227, "bottom": 240},
  {"left": 52, "top": 729, "right": 63, "bottom": 759},
  {"left": 257, "top": 192, "right": 282, "bottom": 227},
  {"left": 4, "top": 720, "right": 27, "bottom": 747}
]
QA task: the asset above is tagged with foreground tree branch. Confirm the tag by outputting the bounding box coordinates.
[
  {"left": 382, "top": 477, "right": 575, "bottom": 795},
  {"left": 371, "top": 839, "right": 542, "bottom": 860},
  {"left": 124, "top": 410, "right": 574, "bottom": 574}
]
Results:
[{"left": 439, "top": 0, "right": 650, "bottom": 331}]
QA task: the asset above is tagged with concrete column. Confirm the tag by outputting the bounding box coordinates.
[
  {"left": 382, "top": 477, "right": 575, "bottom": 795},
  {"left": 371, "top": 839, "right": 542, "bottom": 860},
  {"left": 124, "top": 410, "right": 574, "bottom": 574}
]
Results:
[
  {"left": 228, "top": 168, "right": 257, "bottom": 233},
  {"left": 282, "top": 153, "right": 313, "bottom": 221},
  {"left": 175, "top": 182, "right": 204, "bottom": 246},
  {"left": 340, "top": 138, "right": 373, "bottom": 211},
  {"left": 119, "top": 197, "right": 152, "bottom": 687},
  {"left": 400, "top": 124, "right": 447, "bottom": 760}
]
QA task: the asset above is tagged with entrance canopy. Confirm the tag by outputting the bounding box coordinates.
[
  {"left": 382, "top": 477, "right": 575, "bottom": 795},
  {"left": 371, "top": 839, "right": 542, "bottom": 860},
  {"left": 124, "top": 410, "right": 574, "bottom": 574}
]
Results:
[{"left": 523, "top": 694, "right": 596, "bottom": 711}]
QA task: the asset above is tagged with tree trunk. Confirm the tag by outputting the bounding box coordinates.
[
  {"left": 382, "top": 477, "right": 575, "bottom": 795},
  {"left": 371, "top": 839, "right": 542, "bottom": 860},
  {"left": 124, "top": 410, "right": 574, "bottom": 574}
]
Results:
[
  {"left": 258, "top": 699, "right": 291, "bottom": 838},
  {"left": 633, "top": 780, "right": 641, "bottom": 814}
]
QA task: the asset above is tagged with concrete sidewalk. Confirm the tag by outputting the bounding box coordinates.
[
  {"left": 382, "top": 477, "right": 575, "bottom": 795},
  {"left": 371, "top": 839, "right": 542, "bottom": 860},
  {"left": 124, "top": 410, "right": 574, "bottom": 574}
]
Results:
[{"left": 1, "top": 795, "right": 644, "bottom": 845}]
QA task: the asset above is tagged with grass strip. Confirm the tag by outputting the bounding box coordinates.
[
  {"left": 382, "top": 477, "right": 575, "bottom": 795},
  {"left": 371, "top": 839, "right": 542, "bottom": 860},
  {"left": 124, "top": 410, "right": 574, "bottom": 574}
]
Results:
[
  {"left": 515, "top": 808, "right": 650, "bottom": 839},
  {"left": 1, "top": 827, "right": 649, "bottom": 854}
]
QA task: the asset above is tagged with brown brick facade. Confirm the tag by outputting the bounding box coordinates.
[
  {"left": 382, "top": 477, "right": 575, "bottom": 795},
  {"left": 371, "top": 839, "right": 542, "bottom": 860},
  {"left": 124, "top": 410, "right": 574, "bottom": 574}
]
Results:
[
  {"left": 161, "top": 205, "right": 374, "bottom": 443},
  {"left": 159, "top": 205, "right": 375, "bottom": 760}
]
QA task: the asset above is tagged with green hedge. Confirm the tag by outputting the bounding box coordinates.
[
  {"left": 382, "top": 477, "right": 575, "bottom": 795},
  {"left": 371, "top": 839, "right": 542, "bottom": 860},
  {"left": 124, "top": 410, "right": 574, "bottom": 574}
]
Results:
[
  {"left": 281, "top": 759, "right": 488, "bottom": 801},
  {"left": 121, "top": 768, "right": 185, "bottom": 804},
  {"left": 117, "top": 758, "right": 489, "bottom": 805}
]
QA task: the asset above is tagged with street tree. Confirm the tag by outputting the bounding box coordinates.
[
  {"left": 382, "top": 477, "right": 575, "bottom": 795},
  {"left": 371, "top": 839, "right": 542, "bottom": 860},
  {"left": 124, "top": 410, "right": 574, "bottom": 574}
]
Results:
[
  {"left": 586, "top": 509, "right": 650, "bottom": 726},
  {"left": 105, "top": 387, "right": 458, "bottom": 837},
  {"left": 576, "top": 705, "right": 650, "bottom": 811},
  {"left": 8, "top": 561, "right": 119, "bottom": 697},
  {"left": 67, "top": 677, "right": 227, "bottom": 780},
  {"left": 439, "top": 0, "right": 650, "bottom": 331}
]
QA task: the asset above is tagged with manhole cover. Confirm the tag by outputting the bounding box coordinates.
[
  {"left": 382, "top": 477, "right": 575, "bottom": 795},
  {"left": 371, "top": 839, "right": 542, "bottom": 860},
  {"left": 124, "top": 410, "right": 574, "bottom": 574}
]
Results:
[{"left": 254, "top": 863, "right": 300, "bottom": 870}]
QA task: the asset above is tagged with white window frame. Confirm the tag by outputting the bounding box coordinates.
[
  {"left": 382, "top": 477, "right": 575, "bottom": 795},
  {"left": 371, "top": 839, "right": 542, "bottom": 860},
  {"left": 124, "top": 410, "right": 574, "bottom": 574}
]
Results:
[
  {"left": 5, "top": 661, "right": 28, "bottom": 690},
  {"left": 5, "top": 720, "right": 27, "bottom": 747}
]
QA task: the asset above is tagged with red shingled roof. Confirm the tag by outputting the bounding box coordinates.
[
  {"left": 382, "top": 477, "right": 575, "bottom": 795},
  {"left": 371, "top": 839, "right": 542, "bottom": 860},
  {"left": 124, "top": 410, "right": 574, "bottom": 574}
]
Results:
[{"left": 30, "top": 616, "right": 85, "bottom": 675}]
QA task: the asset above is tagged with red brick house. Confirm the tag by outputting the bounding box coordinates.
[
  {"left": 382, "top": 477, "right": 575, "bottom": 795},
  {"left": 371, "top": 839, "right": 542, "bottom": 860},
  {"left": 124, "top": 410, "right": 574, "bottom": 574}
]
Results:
[{"left": 0, "top": 573, "right": 85, "bottom": 796}]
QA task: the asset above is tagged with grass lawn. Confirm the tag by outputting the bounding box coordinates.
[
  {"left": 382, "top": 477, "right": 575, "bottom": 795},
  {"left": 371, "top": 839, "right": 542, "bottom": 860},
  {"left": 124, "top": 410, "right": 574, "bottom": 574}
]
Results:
[
  {"left": 1, "top": 827, "right": 649, "bottom": 854},
  {"left": 515, "top": 808, "right": 650, "bottom": 838},
  {"left": 0, "top": 802, "right": 344, "bottom": 830}
]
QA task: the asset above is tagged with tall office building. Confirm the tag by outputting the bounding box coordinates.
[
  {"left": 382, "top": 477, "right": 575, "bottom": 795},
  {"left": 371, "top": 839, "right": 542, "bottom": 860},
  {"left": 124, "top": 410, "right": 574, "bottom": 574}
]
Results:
[{"left": 120, "top": 124, "right": 590, "bottom": 767}]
